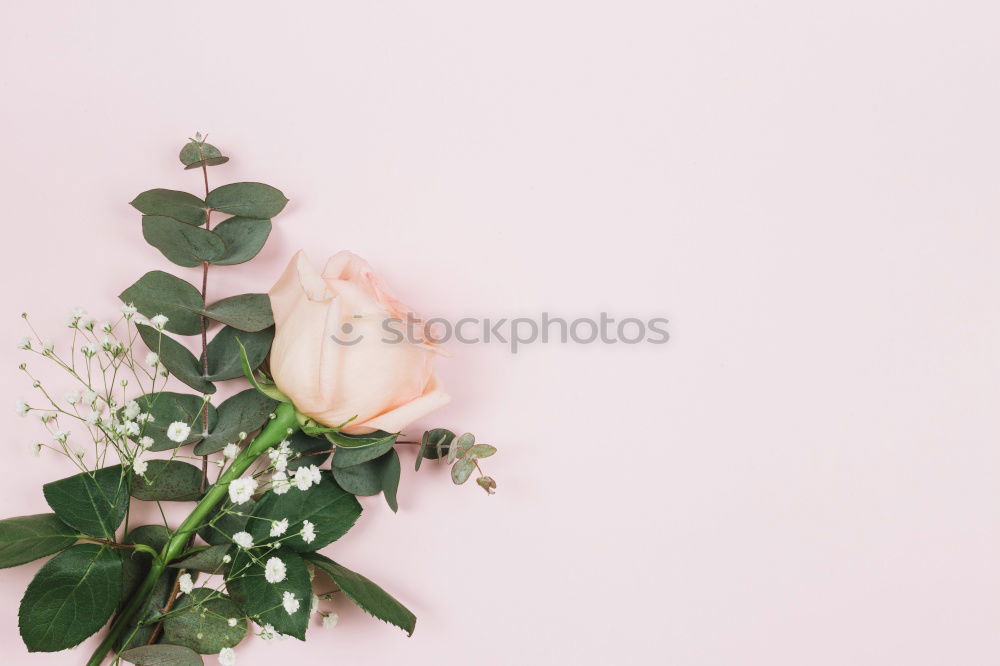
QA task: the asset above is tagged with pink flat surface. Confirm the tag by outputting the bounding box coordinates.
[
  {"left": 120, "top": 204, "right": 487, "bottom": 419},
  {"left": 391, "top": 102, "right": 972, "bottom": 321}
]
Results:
[{"left": 1, "top": 1, "right": 999, "bottom": 664}]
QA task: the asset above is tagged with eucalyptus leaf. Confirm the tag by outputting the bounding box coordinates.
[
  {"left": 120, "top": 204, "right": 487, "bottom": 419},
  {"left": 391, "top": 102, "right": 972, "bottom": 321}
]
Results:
[
  {"left": 18, "top": 544, "right": 123, "bottom": 651},
  {"left": 137, "top": 326, "right": 216, "bottom": 395},
  {"left": 453, "top": 433, "right": 475, "bottom": 462},
  {"left": 0, "top": 514, "right": 77, "bottom": 569},
  {"left": 195, "top": 389, "right": 277, "bottom": 455},
  {"left": 163, "top": 588, "right": 247, "bottom": 654},
  {"left": 206, "top": 182, "right": 288, "bottom": 218},
  {"left": 121, "top": 644, "right": 204, "bottom": 665},
  {"left": 228, "top": 549, "right": 311, "bottom": 640},
  {"left": 205, "top": 326, "right": 273, "bottom": 382},
  {"left": 130, "top": 189, "right": 207, "bottom": 226},
  {"left": 211, "top": 217, "right": 271, "bottom": 265},
  {"left": 42, "top": 465, "right": 128, "bottom": 539},
  {"left": 120, "top": 271, "right": 205, "bottom": 336},
  {"left": 248, "top": 472, "right": 361, "bottom": 552},
  {"left": 132, "top": 459, "right": 203, "bottom": 501},
  {"left": 451, "top": 458, "right": 476, "bottom": 485},
  {"left": 305, "top": 553, "right": 416, "bottom": 636},
  {"left": 131, "top": 391, "right": 217, "bottom": 451},
  {"left": 142, "top": 215, "right": 225, "bottom": 267},
  {"left": 329, "top": 430, "right": 398, "bottom": 469},
  {"left": 285, "top": 430, "right": 332, "bottom": 471},
  {"left": 200, "top": 293, "right": 273, "bottom": 332},
  {"left": 169, "top": 544, "right": 231, "bottom": 575},
  {"left": 179, "top": 141, "right": 228, "bottom": 170},
  {"left": 415, "top": 428, "right": 454, "bottom": 471},
  {"left": 468, "top": 444, "right": 497, "bottom": 459},
  {"left": 331, "top": 449, "right": 401, "bottom": 512}
]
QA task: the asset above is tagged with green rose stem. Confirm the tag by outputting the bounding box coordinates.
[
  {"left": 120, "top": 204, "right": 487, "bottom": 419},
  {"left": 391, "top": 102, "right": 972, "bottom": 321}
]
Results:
[{"left": 86, "top": 402, "right": 299, "bottom": 666}]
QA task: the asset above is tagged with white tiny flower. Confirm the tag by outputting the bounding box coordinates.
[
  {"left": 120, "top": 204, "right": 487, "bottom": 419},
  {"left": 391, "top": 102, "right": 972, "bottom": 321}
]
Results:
[
  {"left": 67, "top": 307, "right": 86, "bottom": 327},
  {"left": 308, "top": 465, "right": 322, "bottom": 484},
  {"left": 282, "top": 591, "right": 300, "bottom": 615},
  {"left": 264, "top": 557, "right": 286, "bottom": 583},
  {"left": 167, "top": 421, "right": 191, "bottom": 443},
  {"left": 222, "top": 554, "right": 232, "bottom": 564},
  {"left": 81, "top": 343, "right": 99, "bottom": 357},
  {"left": 227, "top": 617, "right": 238, "bottom": 627},
  {"left": 65, "top": 391, "right": 80, "bottom": 405},
  {"left": 82, "top": 390, "right": 98, "bottom": 406},
  {"left": 145, "top": 352, "right": 159, "bottom": 367},
  {"left": 29, "top": 442, "right": 42, "bottom": 457},
  {"left": 238, "top": 431, "right": 247, "bottom": 440},
  {"left": 271, "top": 471, "right": 290, "bottom": 495},
  {"left": 138, "top": 435, "right": 154, "bottom": 450},
  {"left": 17, "top": 337, "right": 31, "bottom": 350},
  {"left": 15, "top": 400, "right": 28, "bottom": 417},
  {"left": 232, "top": 531, "right": 254, "bottom": 549},
  {"left": 150, "top": 314, "right": 169, "bottom": 330},
  {"left": 258, "top": 623, "right": 278, "bottom": 641},
  {"left": 270, "top": 519, "right": 288, "bottom": 537},
  {"left": 133, "top": 458, "right": 148, "bottom": 475},
  {"left": 72, "top": 446, "right": 85, "bottom": 459},
  {"left": 54, "top": 430, "right": 69, "bottom": 443},
  {"left": 86, "top": 410, "right": 101, "bottom": 425},
  {"left": 40, "top": 410, "right": 57, "bottom": 423},
  {"left": 178, "top": 572, "right": 194, "bottom": 594},
  {"left": 136, "top": 412, "right": 154, "bottom": 424},
  {"left": 123, "top": 421, "right": 141, "bottom": 437},
  {"left": 218, "top": 647, "right": 236, "bottom": 666},
  {"left": 301, "top": 520, "right": 315, "bottom": 544},
  {"left": 322, "top": 612, "right": 339, "bottom": 629},
  {"left": 124, "top": 400, "right": 141, "bottom": 420},
  {"left": 42, "top": 340, "right": 54, "bottom": 353},
  {"left": 122, "top": 304, "right": 137, "bottom": 318},
  {"left": 223, "top": 443, "right": 240, "bottom": 459},
  {"left": 310, "top": 593, "right": 319, "bottom": 615},
  {"left": 228, "top": 477, "right": 258, "bottom": 505},
  {"left": 99, "top": 321, "right": 112, "bottom": 333},
  {"left": 293, "top": 466, "right": 317, "bottom": 491}
]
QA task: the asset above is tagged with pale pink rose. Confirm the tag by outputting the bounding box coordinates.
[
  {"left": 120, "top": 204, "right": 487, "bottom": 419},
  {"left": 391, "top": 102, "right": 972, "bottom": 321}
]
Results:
[{"left": 268, "top": 251, "right": 449, "bottom": 434}]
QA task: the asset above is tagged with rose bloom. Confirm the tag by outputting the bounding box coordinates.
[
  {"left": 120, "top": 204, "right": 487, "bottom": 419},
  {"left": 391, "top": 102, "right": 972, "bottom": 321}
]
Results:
[{"left": 268, "top": 251, "right": 449, "bottom": 434}]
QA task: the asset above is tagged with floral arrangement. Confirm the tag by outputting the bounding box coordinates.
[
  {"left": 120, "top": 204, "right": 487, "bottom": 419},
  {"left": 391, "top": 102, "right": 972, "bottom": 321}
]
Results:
[{"left": 5, "top": 135, "right": 497, "bottom": 666}]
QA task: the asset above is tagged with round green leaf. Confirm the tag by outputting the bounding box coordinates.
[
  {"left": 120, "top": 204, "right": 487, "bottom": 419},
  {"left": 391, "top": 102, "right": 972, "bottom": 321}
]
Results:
[
  {"left": 206, "top": 182, "right": 288, "bottom": 218},
  {"left": 142, "top": 215, "right": 225, "bottom": 267},
  {"left": 130, "top": 189, "right": 207, "bottom": 226},
  {"left": 121, "top": 644, "right": 204, "bottom": 665},
  {"left": 249, "top": 473, "right": 361, "bottom": 552},
  {"left": 131, "top": 392, "right": 217, "bottom": 451},
  {"left": 120, "top": 271, "right": 205, "bottom": 336},
  {"left": 227, "top": 550, "right": 310, "bottom": 639},
  {"left": 179, "top": 141, "right": 228, "bottom": 170},
  {"left": 195, "top": 389, "right": 277, "bottom": 455},
  {"left": 200, "top": 294, "right": 274, "bottom": 332},
  {"left": 205, "top": 326, "right": 273, "bottom": 382},
  {"left": 451, "top": 458, "right": 476, "bottom": 485},
  {"left": 211, "top": 217, "right": 271, "bottom": 265},
  {"left": 163, "top": 588, "right": 247, "bottom": 654},
  {"left": 18, "top": 544, "right": 123, "bottom": 651},
  {"left": 0, "top": 514, "right": 77, "bottom": 569},
  {"left": 42, "top": 466, "right": 128, "bottom": 539},
  {"left": 132, "top": 460, "right": 203, "bottom": 501},
  {"left": 415, "top": 428, "right": 454, "bottom": 470}
]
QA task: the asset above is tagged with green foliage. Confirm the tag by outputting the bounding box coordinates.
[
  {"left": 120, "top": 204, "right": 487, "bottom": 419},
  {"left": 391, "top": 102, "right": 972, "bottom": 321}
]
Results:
[
  {"left": 284, "top": 430, "right": 331, "bottom": 471},
  {"left": 451, "top": 458, "right": 476, "bottom": 484},
  {"left": 142, "top": 215, "right": 226, "bottom": 267},
  {"left": 42, "top": 466, "right": 128, "bottom": 539},
  {"left": 329, "top": 430, "right": 399, "bottom": 468},
  {"left": 248, "top": 472, "right": 361, "bottom": 552},
  {"left": 198, "top": 500, "right": 255, "bottom": 546},
  {"left": 121, "top": 644, "right": 204, "bottom": 665},
  {"left": 117, "top": 525, "right": 176, "bottom": 650},
  {"left": 331, "top": 449, "right": 401, "bottom": 512},
  {"left": 0, "top": 514, "right": 77, "bottom": 569},
  {"left": 237, "top": 339, "right": 290, "bottom": 402},
  {"left": 137, "top": 326, "right": 216, "bottom": 394},
  {"left": 211, "top": 217, "right": 271, "bottom": 265},
  {"left": 132, "top": 392, "right": 217, "bottom": 451},
  {"left": 200, "top": 294, "right": 273, "bottom": 332},
  {"left": 163, "top": 588, "right": 247, "bottom": 654},
  {"left": 131, "top": 460, "right": 203, "bottom": 501},
  {"left": 179, "top": 139, "right": 229, "bottom": 170},
  {"left": 306, "top": 553, "right": 416, "bottom": 636},
  {"left": 130, "top": 189, "right": 207, "bottom": 226},
  {"left": 205, "top": 182, "right": 288, "bottom": 218},
  {"left": 415, "top": 428, "right": 454, "bottom": 470},
  {"left": 205, "top": 326, "right": 273, "bottom": 382},
  {"left": 169, "top": 545, "right": 231, "bottom": 574},
  {"left": 195, "top": 389, "right": 278, "bottom": 455},
  {"left": 119, "top": 271, "right": 205, "bottom": 335},
  {"left": 18, "top": 544, "right": 123, "bottom": 651},
  {"left": 228, "top": 549, "right": 311, "bottom": 640}
]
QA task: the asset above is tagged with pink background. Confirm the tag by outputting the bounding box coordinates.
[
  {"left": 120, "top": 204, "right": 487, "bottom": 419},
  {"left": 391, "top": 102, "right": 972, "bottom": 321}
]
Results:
[{"left": 1, "top": 1, "right": 999, "bottom": 664}]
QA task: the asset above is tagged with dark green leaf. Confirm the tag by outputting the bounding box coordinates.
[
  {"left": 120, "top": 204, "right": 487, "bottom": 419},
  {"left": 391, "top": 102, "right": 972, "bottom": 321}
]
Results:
[
  {"left": 179, "top": 141, "right": 227, "bottom": 169},
  {"left": 163, "top": 588, "right": 247, "bottom": 654},
  {"left": 415, "top": 429, "right": 454, "bottom": 471},
  {"left": 132, "top": 460, "right": 203, "bottom": 501},
  {"left": 196, "top": 389, "right": 277, "bottom": 455},
  {"left": 130, "top": 189, "right": 206, "bottom": 226},
  {"left": 228, "top": 549, "right": 311, "bottom": 639},
  {"left": 380, "top": 449, "right": 400, "bottom": 512},
  {"left": 331, "top": 449, "right": 401, "bottom": 511},
  {"left": 18, "top": 544, "right": 123, "bottom": 651},
  {"left": 0, "top": 514, "right": 77, "bottom": 569},
  {"left": 305, "top": 553, "right": 416, "bottom": 636},
  {"left": 329, "top": 430, "right": 398, "bottom": 468},
  {"left": 236, "top": 339, "right": 290, "bottom": 403},
  {"left": 285, "top": 430, "right": 331, "bottom": 471},
  {"left": 169, "top": 544, "right": 231, "bottom": 574},
  {"left": 206, "top": 182, "right": 288, "bottom": 218},
  {"left": 137, "top": 326, "right": 216, "bottom": 395},
  {"left": 120, "top": 271, "right": 205, "bottom": 336},
  {"left": 117, "top": 525, "right": 176, "bottom": 650},
  {"left": 200, "top": 294, "right": 273, "bottom": 332},
  {"left": 199, "top": 500, "right": 255, "bottom": 546},
  {"left": 211, "top": 217, "right": 271, "bottom": 265},
  {"left": 131, "top": 391, "right": 216, "bottom": 451},
  {"left": 121, "top": 644, "right": 204, "bottom": 665},
  {"left": 42, "top": 466, "right": 128, "bottom": 539},
  {"left": 451, "top": 458, "right": 476, "bottom": 485},
  {"left": 249, "top": 473, "right": 361, "bottom": 552},
  {"left": 205, "top": 326, "right": 273, "bottom": 382},
  {"left": 142, "top": 216, "right": 225, "bottom": 267}
]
